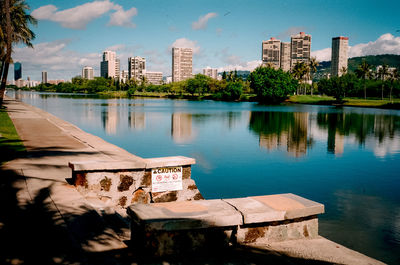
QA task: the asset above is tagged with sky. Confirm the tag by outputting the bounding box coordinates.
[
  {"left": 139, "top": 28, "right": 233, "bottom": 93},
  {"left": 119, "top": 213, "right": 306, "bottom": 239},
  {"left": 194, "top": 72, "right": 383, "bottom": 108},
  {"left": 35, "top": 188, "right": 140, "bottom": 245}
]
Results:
[{"left": 10, "top": 0, "right": 400, "bottom": 81}]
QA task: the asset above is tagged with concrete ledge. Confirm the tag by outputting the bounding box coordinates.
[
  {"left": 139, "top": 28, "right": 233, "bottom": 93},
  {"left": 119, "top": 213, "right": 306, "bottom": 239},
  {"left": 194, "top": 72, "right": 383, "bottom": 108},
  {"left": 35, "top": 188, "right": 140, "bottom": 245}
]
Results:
[
  {"left": 68, "top": 160, "right": 146, "bottom": 171},
  {"left": 144, "top": 156, "right": 196, "bottom": 168},
  {"left": 128, "top": 199, "right": 242, "bottom": 231},
  {"left": 69, "top": 156, "right": 195, "bottom": 172},
  {"left": 224, "top": 193, "right": 324, "bottom": 224}
]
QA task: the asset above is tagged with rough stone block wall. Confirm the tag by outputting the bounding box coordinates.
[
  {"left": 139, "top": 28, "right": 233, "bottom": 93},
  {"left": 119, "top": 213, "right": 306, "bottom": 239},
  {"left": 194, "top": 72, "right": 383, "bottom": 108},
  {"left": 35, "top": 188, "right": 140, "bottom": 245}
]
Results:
[
  {"left": 236, "top": 216, "right": 319, "bottom": 244},
  {"left": 72, "top": 165, "right": 203, "bottom": 208}
]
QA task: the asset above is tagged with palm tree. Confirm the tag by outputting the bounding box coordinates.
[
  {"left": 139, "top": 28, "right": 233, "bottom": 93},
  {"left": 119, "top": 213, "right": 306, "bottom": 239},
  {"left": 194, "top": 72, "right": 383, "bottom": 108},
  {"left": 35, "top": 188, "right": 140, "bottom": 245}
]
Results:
[
  {"left": 263, "top": 62, "right": 275, "bottom": 69},
  {"left": 388, "top": 68, "right": 398, "bottom": 103},
  {"left": 355, "top": 61, "right": 371, "bottom": 99},
  {"left": 340, "top": 67, "right": 347, "bottom": 76},
  {"left": 377, "top": 64, "right": 389, "bottom": 100},
  {"left": 308, "top": 57, "right": 319, "bottom": 96},
  {"left": 292, "top": 61, "right": 309, "bottom": 95},
  {"left": 0, "top": 0, "right": 37, "bottom": 105}
]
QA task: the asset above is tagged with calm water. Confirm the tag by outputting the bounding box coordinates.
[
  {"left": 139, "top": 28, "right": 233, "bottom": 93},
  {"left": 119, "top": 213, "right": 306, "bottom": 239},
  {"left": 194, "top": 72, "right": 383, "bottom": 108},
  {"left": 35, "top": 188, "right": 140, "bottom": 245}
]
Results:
[{"left": 9, "top": 90, "right": 400, "bottom": 264}]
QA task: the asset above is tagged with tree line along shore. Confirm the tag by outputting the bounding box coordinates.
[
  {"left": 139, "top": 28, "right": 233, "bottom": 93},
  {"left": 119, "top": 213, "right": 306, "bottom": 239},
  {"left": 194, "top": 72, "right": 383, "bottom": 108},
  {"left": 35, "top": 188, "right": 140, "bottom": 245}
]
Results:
[{"left": 8, "top": 61, "right": 400, "bottom": 109}]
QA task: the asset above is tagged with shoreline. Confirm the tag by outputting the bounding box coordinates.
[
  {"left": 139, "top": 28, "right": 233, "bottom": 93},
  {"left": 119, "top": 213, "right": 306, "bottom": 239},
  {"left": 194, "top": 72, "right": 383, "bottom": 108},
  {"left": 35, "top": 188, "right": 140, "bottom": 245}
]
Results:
[{"left": 8, "top": 88, "right": 400, "bottom": 110}]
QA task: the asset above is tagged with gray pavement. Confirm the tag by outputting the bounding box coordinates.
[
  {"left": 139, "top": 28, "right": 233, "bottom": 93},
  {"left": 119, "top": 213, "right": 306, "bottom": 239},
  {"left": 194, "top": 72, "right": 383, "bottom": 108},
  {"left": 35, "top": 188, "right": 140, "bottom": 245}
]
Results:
[{"left": 0, "top": 98, "right": 385, "bottom": 265}]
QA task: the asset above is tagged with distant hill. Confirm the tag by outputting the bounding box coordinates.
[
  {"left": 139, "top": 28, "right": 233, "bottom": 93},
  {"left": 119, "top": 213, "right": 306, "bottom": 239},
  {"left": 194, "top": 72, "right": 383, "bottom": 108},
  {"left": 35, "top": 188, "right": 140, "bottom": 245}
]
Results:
[{"left": 315, "top": 54, "right": 400, "bottom": 80}]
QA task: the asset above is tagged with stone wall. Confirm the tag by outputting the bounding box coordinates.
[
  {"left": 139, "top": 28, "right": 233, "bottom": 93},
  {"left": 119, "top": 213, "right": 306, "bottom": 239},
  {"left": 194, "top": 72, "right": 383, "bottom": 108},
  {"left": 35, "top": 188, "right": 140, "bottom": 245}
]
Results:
[{"left": 69, "top": 156, "right": 203, "bottom": 208}]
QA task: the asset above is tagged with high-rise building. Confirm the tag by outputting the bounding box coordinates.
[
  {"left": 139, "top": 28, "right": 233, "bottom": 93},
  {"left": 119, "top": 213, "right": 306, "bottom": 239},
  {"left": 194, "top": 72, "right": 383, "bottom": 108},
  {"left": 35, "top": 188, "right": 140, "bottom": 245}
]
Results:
[
  {"left": 120, "top": 70, "right": 129, "bottom": 83},
  {"left": 14, "top": 62, "right": 22, "bottom": 81},
  {"left": 115, "top": 58, "right": 120, "bottom": 79},
  {"left": 128, "top": 56, "right": 146, "bottom": 81},
  {"left": 42, "top": 71, "right": 48, "bottom": 84},
  {"left": 331, "top": 36, "right": 349, "bottom": 77},
  {"left": 145, "top": 71, "right": 163, "bottom": 85},
  {"left": 100, "top": 50, "right": 117, "bottom": 78},
  {"left": 280, "top": 42, "right": 291, "bottom": 72},
  {"left": 82, "top": 66, "right": 94, "bottom": 80},
  {"left": 290, "top": 32, "right": 311, "bottom": 69},
  {"left": 202, "top": 68, "right": 218, "bottom": 79},
  {"left": 262, "top": 37, "right": 281, "bottom": 69},
  {"left": 172, "top": 47, "right": 193, "bottom": 82}
]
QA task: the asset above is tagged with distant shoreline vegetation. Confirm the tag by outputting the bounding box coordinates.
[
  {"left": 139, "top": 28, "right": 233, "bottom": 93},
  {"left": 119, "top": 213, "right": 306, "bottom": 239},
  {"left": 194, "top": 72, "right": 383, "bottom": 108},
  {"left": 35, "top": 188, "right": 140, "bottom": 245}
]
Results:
[{"left": 8, "top": 61, "right": 400, "bottom": 109}]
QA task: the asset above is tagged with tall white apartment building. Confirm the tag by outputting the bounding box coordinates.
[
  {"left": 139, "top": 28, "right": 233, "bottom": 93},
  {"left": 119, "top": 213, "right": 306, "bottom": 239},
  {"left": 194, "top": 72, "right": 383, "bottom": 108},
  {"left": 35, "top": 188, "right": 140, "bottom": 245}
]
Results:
[
  {"left": 280, "top": 42, "right": 291, "bottom": 72},
  {"left": 128, "top": 56, "right": 146, "bottom": 81},
  {"left": 331, "top": 36, "right": 349, "bottom": 77},
  {"left": 202, "top": 68, "right": 218, "bottom": 79},
  {"left": 262, "top": 37, "right": 281, "bottom": 69},
  {"left": 172, "top": 47, "right": 193, "bottom": 82},
  {"left": 82, "top": 66, "right": 94, "bottom": 80},
  {"left": 145, "top": 71, "right": 163, "bottom": 85},
  {"left": 290, "top": 32, "right": 311, "bottom": 69},
  {"left": 100, "top": 50, "right": 117, "bottom": 78}
]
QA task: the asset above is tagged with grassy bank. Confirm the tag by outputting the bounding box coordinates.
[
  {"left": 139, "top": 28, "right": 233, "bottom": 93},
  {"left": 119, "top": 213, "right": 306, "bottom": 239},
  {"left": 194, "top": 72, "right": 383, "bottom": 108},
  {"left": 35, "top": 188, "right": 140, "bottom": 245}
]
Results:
[
  {"left": 0, "top": 107, "right": 25, "bottom": 164},
  {"left": 287, "top": 95, "right": 400, "bottom": 109}
]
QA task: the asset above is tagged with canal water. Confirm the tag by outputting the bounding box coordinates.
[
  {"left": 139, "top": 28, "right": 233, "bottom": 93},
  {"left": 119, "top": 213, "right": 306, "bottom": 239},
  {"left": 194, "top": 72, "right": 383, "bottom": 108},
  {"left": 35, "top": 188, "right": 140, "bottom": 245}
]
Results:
[{"left": 9, "top": 90, "right": 400, "bottom": 264}]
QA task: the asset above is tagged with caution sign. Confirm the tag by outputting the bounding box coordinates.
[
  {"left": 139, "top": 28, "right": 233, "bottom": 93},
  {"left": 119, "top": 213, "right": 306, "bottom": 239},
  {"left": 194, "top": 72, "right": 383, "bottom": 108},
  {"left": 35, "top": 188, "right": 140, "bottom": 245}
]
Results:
[{"left": 151, "top": 166, "right": 183, "bottom": 192}]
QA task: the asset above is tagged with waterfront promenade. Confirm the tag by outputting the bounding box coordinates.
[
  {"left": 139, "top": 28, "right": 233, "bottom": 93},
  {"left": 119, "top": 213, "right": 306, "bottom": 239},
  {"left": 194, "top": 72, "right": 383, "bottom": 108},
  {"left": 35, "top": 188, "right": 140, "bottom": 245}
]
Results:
[{"left": 0, "top": 97, "right": 384, "bottom": 264}]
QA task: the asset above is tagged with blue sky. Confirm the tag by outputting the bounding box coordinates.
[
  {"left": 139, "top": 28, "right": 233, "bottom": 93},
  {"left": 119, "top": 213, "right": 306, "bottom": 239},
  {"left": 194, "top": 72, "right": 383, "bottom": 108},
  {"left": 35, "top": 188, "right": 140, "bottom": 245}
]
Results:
[{"left": 11, "top": 0, "right": 400, "bottom": 81}]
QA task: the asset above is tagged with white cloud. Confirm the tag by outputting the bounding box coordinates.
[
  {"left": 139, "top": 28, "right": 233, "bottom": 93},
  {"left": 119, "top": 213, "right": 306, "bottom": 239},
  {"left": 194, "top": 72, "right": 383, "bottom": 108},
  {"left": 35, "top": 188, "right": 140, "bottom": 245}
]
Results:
[
  {"left": 13, "top": 40, "right": 101, "bottom": 80},
  {"left": 192, "top": 12, "right": 218, "bottom": 30},
  {"left": 108, "top": 6, "right": 137, "bottom": 28},
  {"left": 311, "top": 47, "right": 331, "bottom": 62},
  {"left": 349, "top": 33, "right": 400, "bottom": 57},
  {"left": 31, "top": 1, "right": 137, "bottom": 29},
  {"left": 311, "top": 33, "right": 400, "bottom": 62},
  {"left": 170, "top": 38, "right": 201, "bottom": 54},
  {"left": 218, "top": 60, "right": 262, "bottom": 72}
]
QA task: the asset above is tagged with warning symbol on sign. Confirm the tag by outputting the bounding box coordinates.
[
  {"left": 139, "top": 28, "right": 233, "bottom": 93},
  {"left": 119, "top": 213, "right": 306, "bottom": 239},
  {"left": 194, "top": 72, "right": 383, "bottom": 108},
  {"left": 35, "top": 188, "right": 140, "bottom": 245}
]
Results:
[{"left": 151, "top": 166, "right": 183, "bottom": 192}]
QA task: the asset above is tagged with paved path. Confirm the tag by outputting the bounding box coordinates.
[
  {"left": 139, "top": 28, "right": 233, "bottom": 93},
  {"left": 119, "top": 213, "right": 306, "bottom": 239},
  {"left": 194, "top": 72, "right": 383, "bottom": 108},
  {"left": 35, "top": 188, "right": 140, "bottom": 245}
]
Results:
[
  {"left": 1, "top": 98, "right": 142, "bottom": 264},
  {"left": 0, "top": 97, "right": 384, "bottom": 265}
]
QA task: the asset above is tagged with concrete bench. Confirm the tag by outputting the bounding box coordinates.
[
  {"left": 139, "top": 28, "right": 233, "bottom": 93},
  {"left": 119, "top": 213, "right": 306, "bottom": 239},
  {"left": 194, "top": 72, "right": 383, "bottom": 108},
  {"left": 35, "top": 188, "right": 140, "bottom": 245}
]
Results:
[{"left": 127, "top": 193, "right": 324, "bottom": 256}]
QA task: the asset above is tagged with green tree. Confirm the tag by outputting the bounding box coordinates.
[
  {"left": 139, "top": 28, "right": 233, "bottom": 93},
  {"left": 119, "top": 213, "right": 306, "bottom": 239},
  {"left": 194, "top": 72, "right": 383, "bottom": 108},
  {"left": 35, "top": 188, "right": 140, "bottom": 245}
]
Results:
[
  {"left": 217, "top": 80, "right": 243, "bottom": 100},
  {"left": 308, "top": 57, "right": 319, "bottom": 96},
  {"left": 249, "top": 66, "right": 297, "bottom": 103},
  {"left": 377, "top": 64, "right": 389, "bottom": 100},
  {"left": 186, "top": 74, "right": 210, "bottom": 96},
  {"left": 222, "top": 71, "right": 227, "bottom": 80},
  {"left": 291, "top": 61, "right": 310, "bottom": 95},
  {"left": 0, "top": 0, "right": 37, "bottom": 105},
  {"left": 388, "top": 68, "right": 399, "bottom": 102},
  {"left": 355, "top": 60, "right": 372, "bottom": 99}
]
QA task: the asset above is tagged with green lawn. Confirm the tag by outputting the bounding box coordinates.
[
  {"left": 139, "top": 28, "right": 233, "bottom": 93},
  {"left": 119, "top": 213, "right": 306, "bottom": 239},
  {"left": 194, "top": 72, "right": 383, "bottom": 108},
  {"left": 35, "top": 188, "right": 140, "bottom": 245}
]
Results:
[
  {"left": 287, "top": 95, "right": 400, "bottom": 109},
  {"left": 0, "top": 107, "right": 25, "bottom": 164},
  {"left": 287, "top": 95, "right": 336, "bottom": 104}
]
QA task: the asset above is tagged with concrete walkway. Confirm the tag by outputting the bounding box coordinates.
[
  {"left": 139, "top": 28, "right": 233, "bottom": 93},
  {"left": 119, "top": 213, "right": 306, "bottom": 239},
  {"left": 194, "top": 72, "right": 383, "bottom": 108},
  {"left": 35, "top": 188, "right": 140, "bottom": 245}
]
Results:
[{"left": 0, "top": 98, "right": 384, "bottom": 265}]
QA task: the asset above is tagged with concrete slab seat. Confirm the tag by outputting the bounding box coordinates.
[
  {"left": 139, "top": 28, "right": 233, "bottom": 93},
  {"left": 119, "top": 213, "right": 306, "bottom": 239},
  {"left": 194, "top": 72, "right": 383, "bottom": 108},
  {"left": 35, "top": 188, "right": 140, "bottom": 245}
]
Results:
[
  {"left": 68, "top": 156, "right": 203, "bottom": 208},
  {"left": 127, "top": 193, "right": 324, "bottom": 256}
]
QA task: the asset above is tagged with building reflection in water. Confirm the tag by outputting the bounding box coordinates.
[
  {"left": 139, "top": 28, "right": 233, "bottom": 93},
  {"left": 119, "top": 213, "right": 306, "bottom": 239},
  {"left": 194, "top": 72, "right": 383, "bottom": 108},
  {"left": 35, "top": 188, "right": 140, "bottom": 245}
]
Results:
[
  {"left": 171, "top": 113, "right": 193, "bottom": 143},
  {"left": 249, "top": 112, "right": 311, "bottom": 157},
  {"left": 101, "top": 102, "right": 119, "bottom": 135},
  {"left": 128, "top": 111, "right": 145, "bottom": 130}
]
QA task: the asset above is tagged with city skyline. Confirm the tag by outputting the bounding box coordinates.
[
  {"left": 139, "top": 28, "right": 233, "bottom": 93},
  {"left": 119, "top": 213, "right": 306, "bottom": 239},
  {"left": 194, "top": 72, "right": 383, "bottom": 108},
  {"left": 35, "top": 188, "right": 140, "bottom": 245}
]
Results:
[{"left": 8, "top": 0, "right": 400, "bottom": 81}]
